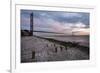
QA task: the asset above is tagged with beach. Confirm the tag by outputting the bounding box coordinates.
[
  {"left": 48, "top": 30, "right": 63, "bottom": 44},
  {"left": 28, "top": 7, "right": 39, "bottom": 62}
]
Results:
[{"left": 21, "top": 36, "right": 89, "bottom": 63}]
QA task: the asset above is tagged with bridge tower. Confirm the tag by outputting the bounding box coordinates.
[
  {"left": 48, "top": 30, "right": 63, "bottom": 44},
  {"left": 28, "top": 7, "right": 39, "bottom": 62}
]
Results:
[{"left": 30, "top": 13, "right": 33, "bottom": 36}]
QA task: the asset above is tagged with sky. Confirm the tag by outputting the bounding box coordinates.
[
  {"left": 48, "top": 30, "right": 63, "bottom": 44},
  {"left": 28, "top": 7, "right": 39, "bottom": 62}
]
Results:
[{"left": 21, "top": 10, "right": 90, "bottom": 36}]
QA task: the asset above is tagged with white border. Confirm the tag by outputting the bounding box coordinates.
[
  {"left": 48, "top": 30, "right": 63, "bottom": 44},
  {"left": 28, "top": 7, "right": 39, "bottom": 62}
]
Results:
[{"left": 11, "top": 4, "right": 96, "bottom": 73}]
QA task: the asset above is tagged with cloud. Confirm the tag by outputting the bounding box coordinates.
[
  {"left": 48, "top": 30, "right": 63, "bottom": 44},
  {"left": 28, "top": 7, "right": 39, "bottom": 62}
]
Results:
[
  {"left": 21, "top": 10, "right": 90, "bottom": 35},
  {"left": 21, "top": 14, "right": 30, "bottom": 30},
  {"left": 50, "top": 22, "right": 89, "bottom": 35},
  {"left": 72, "top": 28, "right": 89, "bottom": 35},
  {"left": 70, "top": 22, "right": 86, "bottom": 28},
  {"left": 34, "top": 11, "right": 89, "bottom": 25}
]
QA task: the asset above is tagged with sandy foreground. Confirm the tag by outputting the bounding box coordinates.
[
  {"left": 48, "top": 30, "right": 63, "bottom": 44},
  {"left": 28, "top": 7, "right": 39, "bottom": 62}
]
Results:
[{"left": 21, "top": 36, "right": 89, "bottom": 63}]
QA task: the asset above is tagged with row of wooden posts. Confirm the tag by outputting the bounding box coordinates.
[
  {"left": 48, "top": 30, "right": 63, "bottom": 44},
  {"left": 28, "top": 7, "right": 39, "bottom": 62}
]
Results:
[{"left": 31, "top": 43, "right": 67, "bottom": 59}]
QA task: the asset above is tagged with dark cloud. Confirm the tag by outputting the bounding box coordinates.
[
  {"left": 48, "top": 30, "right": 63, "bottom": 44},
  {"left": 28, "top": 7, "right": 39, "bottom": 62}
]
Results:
[
  {"left": 21, "top": 10, "right": 90, "bottom": 35},
  {"left": 30, "top": 10, "right": 90, "bottom": 26}
]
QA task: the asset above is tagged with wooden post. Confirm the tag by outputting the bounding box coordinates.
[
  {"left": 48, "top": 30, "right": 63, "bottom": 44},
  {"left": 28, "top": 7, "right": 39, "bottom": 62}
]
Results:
[
  {"left": 60, "top": 46, "right": 63, "bottom": 51},
  {"left": 32, "top": 51, "right": 35, "bottom": 59},
  {"left": 55, "top": 47, "right": 57, "bottom": 53}
]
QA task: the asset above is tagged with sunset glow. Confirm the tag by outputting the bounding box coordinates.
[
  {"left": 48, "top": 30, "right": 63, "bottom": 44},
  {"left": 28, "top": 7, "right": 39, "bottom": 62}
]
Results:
[{"left": 21, "top": 10, "right": 89, "bottom": 36}]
